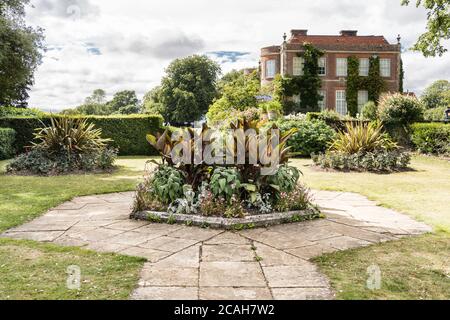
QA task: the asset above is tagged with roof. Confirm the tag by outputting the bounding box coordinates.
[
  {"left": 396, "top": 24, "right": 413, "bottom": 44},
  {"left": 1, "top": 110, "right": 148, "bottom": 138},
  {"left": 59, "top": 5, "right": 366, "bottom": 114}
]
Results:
[{"left": 286, "top": 34, "right": 400, "bottom": 52}]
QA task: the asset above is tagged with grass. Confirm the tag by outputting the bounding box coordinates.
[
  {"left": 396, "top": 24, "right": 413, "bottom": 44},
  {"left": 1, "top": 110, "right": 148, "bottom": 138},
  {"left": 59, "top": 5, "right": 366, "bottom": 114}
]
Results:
[
  {"left": 292, "top": 155, "right": 450, "bottom": 232},
  {"left": 289, "top": 155, "right": 450, "bottom": 300},
  {"left": 0, "top": 157, "right": 151, "bottom": 300},
  {"left": 0, "top": 157, "right": 151, "bottom": 233},
  {"left": 0, "top": 238, "right": 145, "bottom": 300}
]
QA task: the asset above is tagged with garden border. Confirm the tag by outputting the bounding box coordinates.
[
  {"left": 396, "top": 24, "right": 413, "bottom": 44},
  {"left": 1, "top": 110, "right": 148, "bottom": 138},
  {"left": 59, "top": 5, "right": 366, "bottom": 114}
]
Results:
[{"left": 130, "top": 208, "right": 322, "bottom": 230}]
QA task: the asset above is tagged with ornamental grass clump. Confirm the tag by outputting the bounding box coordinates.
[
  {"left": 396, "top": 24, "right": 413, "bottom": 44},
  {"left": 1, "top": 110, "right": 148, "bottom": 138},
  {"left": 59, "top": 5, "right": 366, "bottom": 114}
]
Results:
[
  {"left": 7, "top": 117, "right": 117, "bottom": 175},
  {"left": 313, "top": 121, "right": 410, "bottom": 172}
]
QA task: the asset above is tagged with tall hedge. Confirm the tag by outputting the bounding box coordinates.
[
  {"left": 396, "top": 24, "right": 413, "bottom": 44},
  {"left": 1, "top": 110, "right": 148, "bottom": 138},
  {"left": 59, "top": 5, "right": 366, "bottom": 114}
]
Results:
[
  {"left": 0, "top": 115, "right": 163, "bottom": 156},
  {"left": 0, "top": 128, "right": 16, "bottom": 160},
  {"left": 410, "top": 123, "right": 450, "bottom": 155}
]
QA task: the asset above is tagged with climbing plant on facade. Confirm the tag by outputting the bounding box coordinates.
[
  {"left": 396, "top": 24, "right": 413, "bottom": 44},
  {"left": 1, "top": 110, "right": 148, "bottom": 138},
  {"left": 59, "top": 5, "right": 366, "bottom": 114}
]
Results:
[
  {"left": 345, "top": 55, "right": 387, "bottom": 116},
  {"left": 366, "top": 56, "right": 386, "bottom": 103},
  {"left": 346, "top": 56, "right": 360, "bottom": 117},
  {"left": 276, "top": 43, "right": 324, "bottom": 114}
]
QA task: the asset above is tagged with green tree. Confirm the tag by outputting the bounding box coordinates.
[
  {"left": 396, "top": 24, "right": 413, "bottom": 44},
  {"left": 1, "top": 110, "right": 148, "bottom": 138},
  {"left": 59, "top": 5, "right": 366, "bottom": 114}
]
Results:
[
  {"left": 0, "top": 0, "right": 45, "bottom": 107},
  {"left": 107, "top": 90, "right": 140, "bottom": 113},
  {"left": 206, "top": 70, "right": 260, "bottom": 124},
  {"left": 159, "top": 55, "right": 221, "bottom": 123},
  {"left": 401, "top": 0, "right": 450, "bottom": 57},
  {"left": 85, "top": 89, "right": 106, "bottom": 105},
  {"left": 421, "top": 80, "right": 450, "bottom": 108},
  {"left": 143, "top": 86, "right": 165, "bottom": 115}
]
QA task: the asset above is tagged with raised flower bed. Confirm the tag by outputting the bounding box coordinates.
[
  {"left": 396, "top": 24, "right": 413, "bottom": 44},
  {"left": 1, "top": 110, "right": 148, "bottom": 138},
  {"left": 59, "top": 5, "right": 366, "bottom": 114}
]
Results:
[{"left": 131, "top": 118, "right": 321, "bottom": 229}]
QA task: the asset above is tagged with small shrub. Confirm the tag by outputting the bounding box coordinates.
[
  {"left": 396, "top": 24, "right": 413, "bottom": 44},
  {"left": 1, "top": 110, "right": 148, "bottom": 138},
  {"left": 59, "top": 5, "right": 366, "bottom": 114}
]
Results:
[
  {"left": 268, "top": 165, "right": 301, "bottom": 193},
  {"left": 0, "top": 128, "right": 15, "bottom": 160},
  {"left": 168, "top": 185, "right": 199, "bottom": 215},
  {"left": 312, "top": 151, "right": 410, "bottom": 172},
  {"left": 378, "top": 93, "right": 425, "bottom": 126},
  {"left": 361, "top": 101, "right": 378, "bottom": 121},
  {"left": 275, "top": 184, "right": 312, "bottom": 212},
  {"left": 410, "top": 123, "right": 450, "bottom": 155},
  {"left": 275, "top": 119, "right": 336, "bottom": 156},
  {"left": 33, "top": 117, "right": 111, "bottom": 155},
  {"left": 330, "top": 122, "right": 398, "bottom": 154},
  {"left": 151, "top": 165, "right": 185, "bottom": 205},
  {"left": 210, "top": 167, "right": 241, "bottom": 202},
  {"left": 224, "top": 196, "right": 246, "bottom": 218},
  {"left": 198, "top": 187, "right": 228, "bottom": 217},
  {"left": 306, "top": 110, "right": 342, "bottom": 122},
  {"left": 133, "top": 176, "right": 168, "bottom": 213}
]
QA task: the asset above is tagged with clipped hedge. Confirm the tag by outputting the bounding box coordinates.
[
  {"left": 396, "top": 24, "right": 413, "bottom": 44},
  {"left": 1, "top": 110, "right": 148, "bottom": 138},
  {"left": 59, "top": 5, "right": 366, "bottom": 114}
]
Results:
[
  {"left": 0, "top": 115, "right": 164, "bottom": 156},
  {"left": 410, "top": 123, "right": 450, "bottom": 155},
  {"left": 0, "top": 128, "right": 16, "bottom": 160}
]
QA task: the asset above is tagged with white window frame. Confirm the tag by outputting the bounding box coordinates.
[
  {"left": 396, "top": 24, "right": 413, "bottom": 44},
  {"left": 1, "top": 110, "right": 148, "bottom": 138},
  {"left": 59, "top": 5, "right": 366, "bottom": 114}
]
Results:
[
  {"left": 359, "top": 58, "right": 369, "bottom": 77},
  {"left": 380, "top": 59, "right": 391, "bottom": 77},
  {"left": 318, "top": 57, "right": 326, "bottom": 76},
  {"left": 293, "top": 57, "right": 304, "bottom": 76},
  {"left": 357, "top": 90, "right": 369, "bottom": 113},
  {"left": 318, "top": 90, "right": 326, "bottom": 110},
  {"left": 265, "top": 59, "right": 276, "bottom": 79},
  {"left": 336, "top": 58, "right": 348, "bottom": 77},
  {"left": 336, "top": 90, "right": 347, "bottom": 115}
]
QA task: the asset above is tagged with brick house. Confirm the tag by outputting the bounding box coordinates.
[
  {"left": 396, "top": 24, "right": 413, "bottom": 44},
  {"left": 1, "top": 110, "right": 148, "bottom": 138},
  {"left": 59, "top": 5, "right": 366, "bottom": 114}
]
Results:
[{"left": 260, "top": 30, "right": 402, "bottom": 115}]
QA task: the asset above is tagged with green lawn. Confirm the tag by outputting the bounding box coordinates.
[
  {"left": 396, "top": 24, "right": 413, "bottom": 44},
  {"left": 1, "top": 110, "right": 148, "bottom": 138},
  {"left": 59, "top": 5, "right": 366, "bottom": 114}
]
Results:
[
  {"left": 0, "top": 157, "right": 151, "bottom": 300},
  {"left": 292, "top": 156, "right": 450, "bottom": 233},
  {"left": 0, "top": 155, "right": 449, "bottom": 300},
  {"left": 0, "top": 157, "right": 150, "bottom": 233},
  {"left": 289, "top": 156, "right": 450, "bottom": 300}
]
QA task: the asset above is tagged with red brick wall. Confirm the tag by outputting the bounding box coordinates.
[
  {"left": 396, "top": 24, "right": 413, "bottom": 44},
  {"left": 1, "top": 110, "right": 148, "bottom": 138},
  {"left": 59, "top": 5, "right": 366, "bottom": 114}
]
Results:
[{"left": 282, "top": 51, "right": 400, "bottom": 110}]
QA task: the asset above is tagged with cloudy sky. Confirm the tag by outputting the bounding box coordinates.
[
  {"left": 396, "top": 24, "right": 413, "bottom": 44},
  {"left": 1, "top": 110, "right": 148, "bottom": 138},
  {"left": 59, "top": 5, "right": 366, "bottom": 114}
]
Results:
[{"left": 25, "top": 0, "right": 450, "bottom": 111}]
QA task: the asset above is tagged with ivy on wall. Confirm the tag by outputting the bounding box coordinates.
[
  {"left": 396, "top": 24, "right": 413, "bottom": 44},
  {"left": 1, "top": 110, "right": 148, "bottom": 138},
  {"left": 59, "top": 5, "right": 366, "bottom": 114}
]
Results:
[
  {"left": 345, "top": 55, "right": 387, "bottom": 117},
  {"left": 346, "top": 56, "right": 360, "bottom": 116},
  {"left": 275, "top": 43, "right": 324, "bottom": 114},
  {"left": 366, "top": 56, "right": 386, "bottom": 103}
]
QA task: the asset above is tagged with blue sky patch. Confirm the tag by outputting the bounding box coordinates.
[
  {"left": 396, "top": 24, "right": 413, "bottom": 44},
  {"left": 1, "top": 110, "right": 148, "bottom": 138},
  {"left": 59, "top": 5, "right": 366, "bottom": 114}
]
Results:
[{"left": 208, "top": 51, "right": 251, "bottom": 63}]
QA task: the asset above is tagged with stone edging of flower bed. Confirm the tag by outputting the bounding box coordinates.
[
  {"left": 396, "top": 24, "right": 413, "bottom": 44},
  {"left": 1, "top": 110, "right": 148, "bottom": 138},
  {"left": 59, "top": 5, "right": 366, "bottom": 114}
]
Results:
[{"left": 130, "top": 208, "right": 323, "bottom": 230}]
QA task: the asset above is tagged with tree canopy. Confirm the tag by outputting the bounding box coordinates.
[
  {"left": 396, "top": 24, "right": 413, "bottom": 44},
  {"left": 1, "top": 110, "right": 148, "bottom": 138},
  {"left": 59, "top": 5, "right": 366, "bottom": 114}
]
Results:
[
  {"left": 206, "top": 70, "right": 260, "bottom": 124},
  {"left": 421, "top": 79, "right": 450, "bottom": 109},
  {"left": 0, "top": 0, "right": 45, "bottom": 107},
  {"left": 157, "top": 55, "right": 221, "bottom": 123},
  {"left": 401, "top": 0, "right": 450, "bottom": 57},
  {"left": 61, "top": 89, "right": 142, "bottom": 115}
]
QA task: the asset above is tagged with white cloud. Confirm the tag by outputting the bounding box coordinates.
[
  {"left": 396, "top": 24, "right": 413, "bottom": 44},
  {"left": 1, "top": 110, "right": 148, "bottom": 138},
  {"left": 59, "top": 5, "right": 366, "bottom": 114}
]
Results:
[{"left": 24, "top": 0, "right": 450, "bottom": 110}]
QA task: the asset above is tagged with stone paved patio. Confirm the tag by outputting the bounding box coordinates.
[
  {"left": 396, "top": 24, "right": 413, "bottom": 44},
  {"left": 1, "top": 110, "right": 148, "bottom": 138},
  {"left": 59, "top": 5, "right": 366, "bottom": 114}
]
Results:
[{"left": 1, "top": 190, "right": 432, "bottom": 300}]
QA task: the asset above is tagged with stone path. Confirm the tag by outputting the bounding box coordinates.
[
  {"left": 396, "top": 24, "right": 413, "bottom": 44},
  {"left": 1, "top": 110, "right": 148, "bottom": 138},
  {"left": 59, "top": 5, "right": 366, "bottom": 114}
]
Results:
[{"left": 1, "top": 190, "right": 431, "bottom": 300}]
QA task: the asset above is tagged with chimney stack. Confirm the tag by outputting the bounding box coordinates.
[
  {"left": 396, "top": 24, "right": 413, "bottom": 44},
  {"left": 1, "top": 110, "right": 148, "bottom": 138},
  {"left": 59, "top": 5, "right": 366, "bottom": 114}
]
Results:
[
  {"left": 291, "top": 29, "right": 308, "bottom": 37},
  {"left": 340, "top": 30, "right": 358, "bottom": 36}
]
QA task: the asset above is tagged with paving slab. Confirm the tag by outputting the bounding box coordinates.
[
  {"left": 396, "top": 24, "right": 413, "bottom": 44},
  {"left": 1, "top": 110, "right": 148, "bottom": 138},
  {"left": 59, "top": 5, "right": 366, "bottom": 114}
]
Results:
[
  {"left": 200, "top": 287, "right": 272, "bottom": 300},
  {"left": 132, "top": 287, "right": 198, "bottom": 300},
  {"left": 139, "top": 265, "right": 198, "bottom": 287},
  {"left": 202, "top": 244, "right": 255, "bottom": 262},
  {"left": 139, "top": 236, "right": 199, "bottom": 253},
  {"left": 200, "top": 262, "right": 266, "bottom": 287}
]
